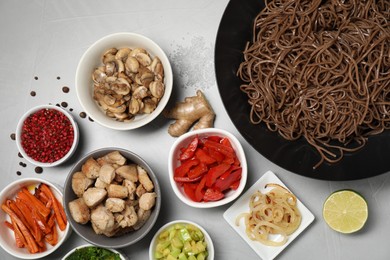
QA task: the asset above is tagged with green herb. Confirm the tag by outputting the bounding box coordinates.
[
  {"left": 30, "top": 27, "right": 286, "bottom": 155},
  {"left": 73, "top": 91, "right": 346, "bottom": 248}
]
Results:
[{"left": 65, "top": 246, "right": 121, "bottom": 260}]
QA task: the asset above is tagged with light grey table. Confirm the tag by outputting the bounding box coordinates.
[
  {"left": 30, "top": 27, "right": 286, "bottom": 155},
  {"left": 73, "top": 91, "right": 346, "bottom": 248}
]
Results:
[{"left": 0, "top": 1, "right": 389, "bottom": 259}]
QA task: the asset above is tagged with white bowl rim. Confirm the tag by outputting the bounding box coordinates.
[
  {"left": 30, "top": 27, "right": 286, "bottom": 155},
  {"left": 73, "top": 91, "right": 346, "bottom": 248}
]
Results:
[
  {"left": 15, "top": 104, "right": 79, "bottom": 167},
  {"left": 168, "top": 128, "right": 247, "bottom": 208},
  {"left": 0, "top": 177, "right": 71, "bottom": 259},
  {"left": 148, "top": 219, "right": 214, "bottom": 260},
  {"left": 75, "top": 31, "right": 173, "bottom": 131},
  {"left": 61, "top": 244, "right": 127, "bottom": 260}
]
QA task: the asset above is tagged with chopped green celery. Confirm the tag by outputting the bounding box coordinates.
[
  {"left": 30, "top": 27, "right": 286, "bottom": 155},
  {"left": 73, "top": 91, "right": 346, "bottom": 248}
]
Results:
[
  {"left": 178, "top": 253, "right": 188, "bottom": 260},
  {"left": 163, "top": 248, "right": 171, "bottom": 256},
  {"left": 197, "top": 252, "right": 206, "bottom": 260},
  {"left": 174, "top": 224, "right": 185, "bottom": 230},
  {"left": 183, "top": 242, "right": 192, "bottom": 253},
  {"left": 169, "top": 229, "right": 177, "bottom": 241},
  {"left": 180, "top": 228, "right": 192, "bottom": 242},
  {"left": 159, "top": 230, "right": 169, "bottom": 239},
  {"left": 170, "top": 248, "right": 181, "bottom": 258},
  {"left": 190, "top": 230, "right": 204, "bottom": 241},
  {"left": 195, "top": 241, "right": 206, "bottom": 252},
  {"left": 167, "top": 255, "right": 177, "bottom": 260},
  {"left": 155, "top": 251, "right": 164, "bottom": 259},
  {"left": 188, "top": 255, "right": 197, "bottom": 260},
  {"left": 155, "top": 223, "right": 208, "bottom": 260},
  {"left": 156, "top": 241, "right": 171, "bottom": 252},
  {"left": 172, "top": 237, "right": 184, "bottom": 248}
]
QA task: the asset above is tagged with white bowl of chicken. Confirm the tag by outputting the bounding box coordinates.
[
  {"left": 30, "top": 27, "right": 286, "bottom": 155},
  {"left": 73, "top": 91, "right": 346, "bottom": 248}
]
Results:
[{"left": 63, "top": 148, "right": 161, "bottom": 248}]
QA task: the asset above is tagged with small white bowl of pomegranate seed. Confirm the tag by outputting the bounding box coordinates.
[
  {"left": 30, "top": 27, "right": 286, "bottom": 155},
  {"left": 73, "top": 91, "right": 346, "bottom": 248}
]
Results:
[{"left": 15, "top": 105, "right": 79, "bottom": 167}]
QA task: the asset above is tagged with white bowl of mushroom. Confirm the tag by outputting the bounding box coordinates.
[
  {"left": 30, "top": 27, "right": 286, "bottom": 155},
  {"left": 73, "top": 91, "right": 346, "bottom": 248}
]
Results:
[
  {"left": 75, "top": 32, "right": 173, "bottom": 130},
  {"left": 63, "top": 148, "right": 161, "bottom": 248}
]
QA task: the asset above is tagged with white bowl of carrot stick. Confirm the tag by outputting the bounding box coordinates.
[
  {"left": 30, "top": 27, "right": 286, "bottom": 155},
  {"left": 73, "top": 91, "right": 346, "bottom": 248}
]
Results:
[{"left": 0, "top": 178, "right": 71, "bottom": 259}]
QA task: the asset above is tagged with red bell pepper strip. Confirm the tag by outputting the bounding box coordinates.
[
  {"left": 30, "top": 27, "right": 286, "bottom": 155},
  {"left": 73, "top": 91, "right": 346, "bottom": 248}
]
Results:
[
  {"left": 206, "top": 163, "right": 231, "bottom": 187},
  {"left": 219, "top": 165, "right": 241, "bottom": 180},
  {"left": 215, "top": 168, "right": 242, "bottom": 191},
  {"left": 174, "top": 175, "right": 203, "bottom": 183},
  {"left": 188, "top": 162, "right": 208, "bottom": 179},
  {"left": 230, "top": 180, "right": 241, "bottom": 190},
  {"left": 183, "top": 183, "right": 197, "bottom": 202},
  {"left": 204, "top": 140, "right": 235, "bottom": 158},
  {"left": 205, "top": 135, "right": 222, "bottom": 143},
  {"left": 195, "top": 175, "right": 207, "bottom": 202},
  {"left": 203, "top": 188, "right": 225, "bottom": 201},
  {"left": 206, "top": 147, "right": 225, "bottom": 162},
  {"left": 174, "top": 159, "right": 199, "bottom": 177},
  {"left": 180, "top": 136, "right": 199, "bottom": 161},
  {"left": 195, "top": 148, "right": 216, "bottom": 165},
  {"left": 221, "top": 137, "right": 233, "bottom": 148}
]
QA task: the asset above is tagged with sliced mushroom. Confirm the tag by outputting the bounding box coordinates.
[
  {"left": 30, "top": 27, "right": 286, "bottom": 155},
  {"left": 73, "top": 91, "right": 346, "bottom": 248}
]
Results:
[
  {"left": 149, "top": 81, "right": 165, "bottom": 99},
  {"left": 133, "top": 86, "right": 149, "bottom": 99},
  {"left": 125, "top": 56, "right": 139, "bottom": 73},
  {"left": 140, "top": 97, "right": 157, "bottom": 114},
  {"left": 115, "top": 48, "right": 131, "bottom": 61},
  {"left": 135, "top": 52, "right": 152, "bottom": 66},
  {"left": 130, "top": 48, "right": 147, "bottom": 57}
]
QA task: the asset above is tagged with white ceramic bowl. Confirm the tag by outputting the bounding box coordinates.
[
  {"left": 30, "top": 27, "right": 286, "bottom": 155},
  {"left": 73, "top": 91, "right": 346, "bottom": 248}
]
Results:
[
  {"left": 75, "top": 32, "right": 173, "bottom": 130},
  {"left": 62, "top": 244, "right": 128, "bottom": 260},
  {"left": 15, "top": 104, "right": 79, "bottom": 167},
  {"left": 168, "top": 128, "right": 247, "bottom": 208},
  {"left": 0, "top": 178, "right": 71, "bottom": 259},
  {"left": 149, "top": 220, "right": 214, "bottom": 260}
]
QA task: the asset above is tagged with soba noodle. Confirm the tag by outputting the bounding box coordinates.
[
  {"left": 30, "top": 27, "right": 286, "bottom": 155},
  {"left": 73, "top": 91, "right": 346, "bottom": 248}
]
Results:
[{"left": 237, "top": 0, "right": 390, "bottom": 169}]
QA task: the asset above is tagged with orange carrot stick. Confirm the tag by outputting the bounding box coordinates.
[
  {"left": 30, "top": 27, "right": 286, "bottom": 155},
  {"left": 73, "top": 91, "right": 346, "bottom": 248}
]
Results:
[
  {"left": 19, "top": 188, "right": 51, "bottom": 218},
  {"left": 11, "top": 217, "right": 26, "bottom": 248},
  {"left": 5, "top": 220, "right": 14, "bottom": 230},
  {"left": 40, "top": 184, "right": 67, "bottom": 231},
  {"left": 15, "top": 199, "right": 42, "bottom": 241},
  {"left": 45, "top": 223, "right": 58, "bottom": 246},
  {"left": 47, "top": 213, "right": 56, "bottom": 229},
  {"left": 2, "top": 203, "right": 39, "bottom": 253}
]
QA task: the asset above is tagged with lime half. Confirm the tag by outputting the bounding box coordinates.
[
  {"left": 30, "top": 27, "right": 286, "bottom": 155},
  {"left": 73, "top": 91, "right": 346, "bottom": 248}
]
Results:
[{"left": 322, "top": 190, "right": 368, "bottom": 234}]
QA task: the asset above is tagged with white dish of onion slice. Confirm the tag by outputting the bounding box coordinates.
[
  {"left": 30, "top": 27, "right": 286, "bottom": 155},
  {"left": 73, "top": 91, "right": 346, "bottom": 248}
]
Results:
[{"left": 223, "top": 170, "right": 315, "bottom": 260}]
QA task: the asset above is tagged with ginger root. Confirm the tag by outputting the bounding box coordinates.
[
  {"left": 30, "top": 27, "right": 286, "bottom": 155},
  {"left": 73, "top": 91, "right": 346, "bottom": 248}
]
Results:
[{"left": 163, "top": 90, "right": 215, "bottom": 137}]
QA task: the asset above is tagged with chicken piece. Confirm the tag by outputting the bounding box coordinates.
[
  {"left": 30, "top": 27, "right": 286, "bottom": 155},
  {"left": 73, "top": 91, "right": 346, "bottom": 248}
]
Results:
[
  {"left": 91, "top": 205, "right": 116, "bottom": 235},
  {"left": 100, "top": 151, "right": 127, "bottom": 166},
  {"left": 94, "top": 177, "right": 108, "bottom": 189},
  {"left": 137, "top": 166, "right": 154, "bottom": 191},
  {"left": 133, "top": 208, "right": 151, "bottom": 230},
  {"left": 68, "top": 198, "right": 90, "bottom": 224},
  {"left": 83, "top": 187, "right": 107, "bottom": 208},
  {"left": 99, "top": 164, "right": 116, "bottom": 184},
  {"left": 82, "top": 157, "right": 101, "bottom": 179},
  {"left": 97, "top": 157, "right": 120, "bottom": 169},
  {"left": 123, "top": 179, "right": 136, "bottom": 200},
  {"left": 136, "top": 184, "right": 146, "bottom": 198},
  {"left": 139, "top": 192, "right": 157, "bottom": 210},
  {"left": 72, "top": 171, "right": 94, "bottom": 197},
  {"left": 114, "top": 173, "right": 124, "bottom": 183},
  {"left": 115, "top": 205, "right": 138, "bottom": 228},
  {"left": 105, "top": 198, "right": 126, "bottom": 213},
  {"left": 116, "top": 164, "right": 138, "bottom": 182},
  {"left": 107, "top": 184, "right": 128, "bottom": 199}
]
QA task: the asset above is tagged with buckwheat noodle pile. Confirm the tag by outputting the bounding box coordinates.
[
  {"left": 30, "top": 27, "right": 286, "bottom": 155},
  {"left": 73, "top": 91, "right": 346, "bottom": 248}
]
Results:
[{"left": 237, "top": 0, "right": 390, "bottom": 169}]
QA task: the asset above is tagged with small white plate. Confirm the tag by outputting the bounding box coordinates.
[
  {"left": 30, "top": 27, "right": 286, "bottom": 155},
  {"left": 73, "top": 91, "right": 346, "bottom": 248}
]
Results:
[{"left": 223, "top": 170, "right": 315, "bottom": 260}]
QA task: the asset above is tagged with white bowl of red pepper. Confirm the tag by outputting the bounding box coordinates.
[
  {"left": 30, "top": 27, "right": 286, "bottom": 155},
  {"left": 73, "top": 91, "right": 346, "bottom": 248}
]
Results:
[
  {"left": 168, "top": 128, "right": 247, "bottom": 208},
  {"left": 15, "top": 105, "right": 79, "bottom": 167}
]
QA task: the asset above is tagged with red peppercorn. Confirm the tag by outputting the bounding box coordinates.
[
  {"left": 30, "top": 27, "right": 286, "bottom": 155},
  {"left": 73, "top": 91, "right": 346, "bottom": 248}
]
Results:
[{"left": 21, "top": 108, "right": 74, "bottom": 163}]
